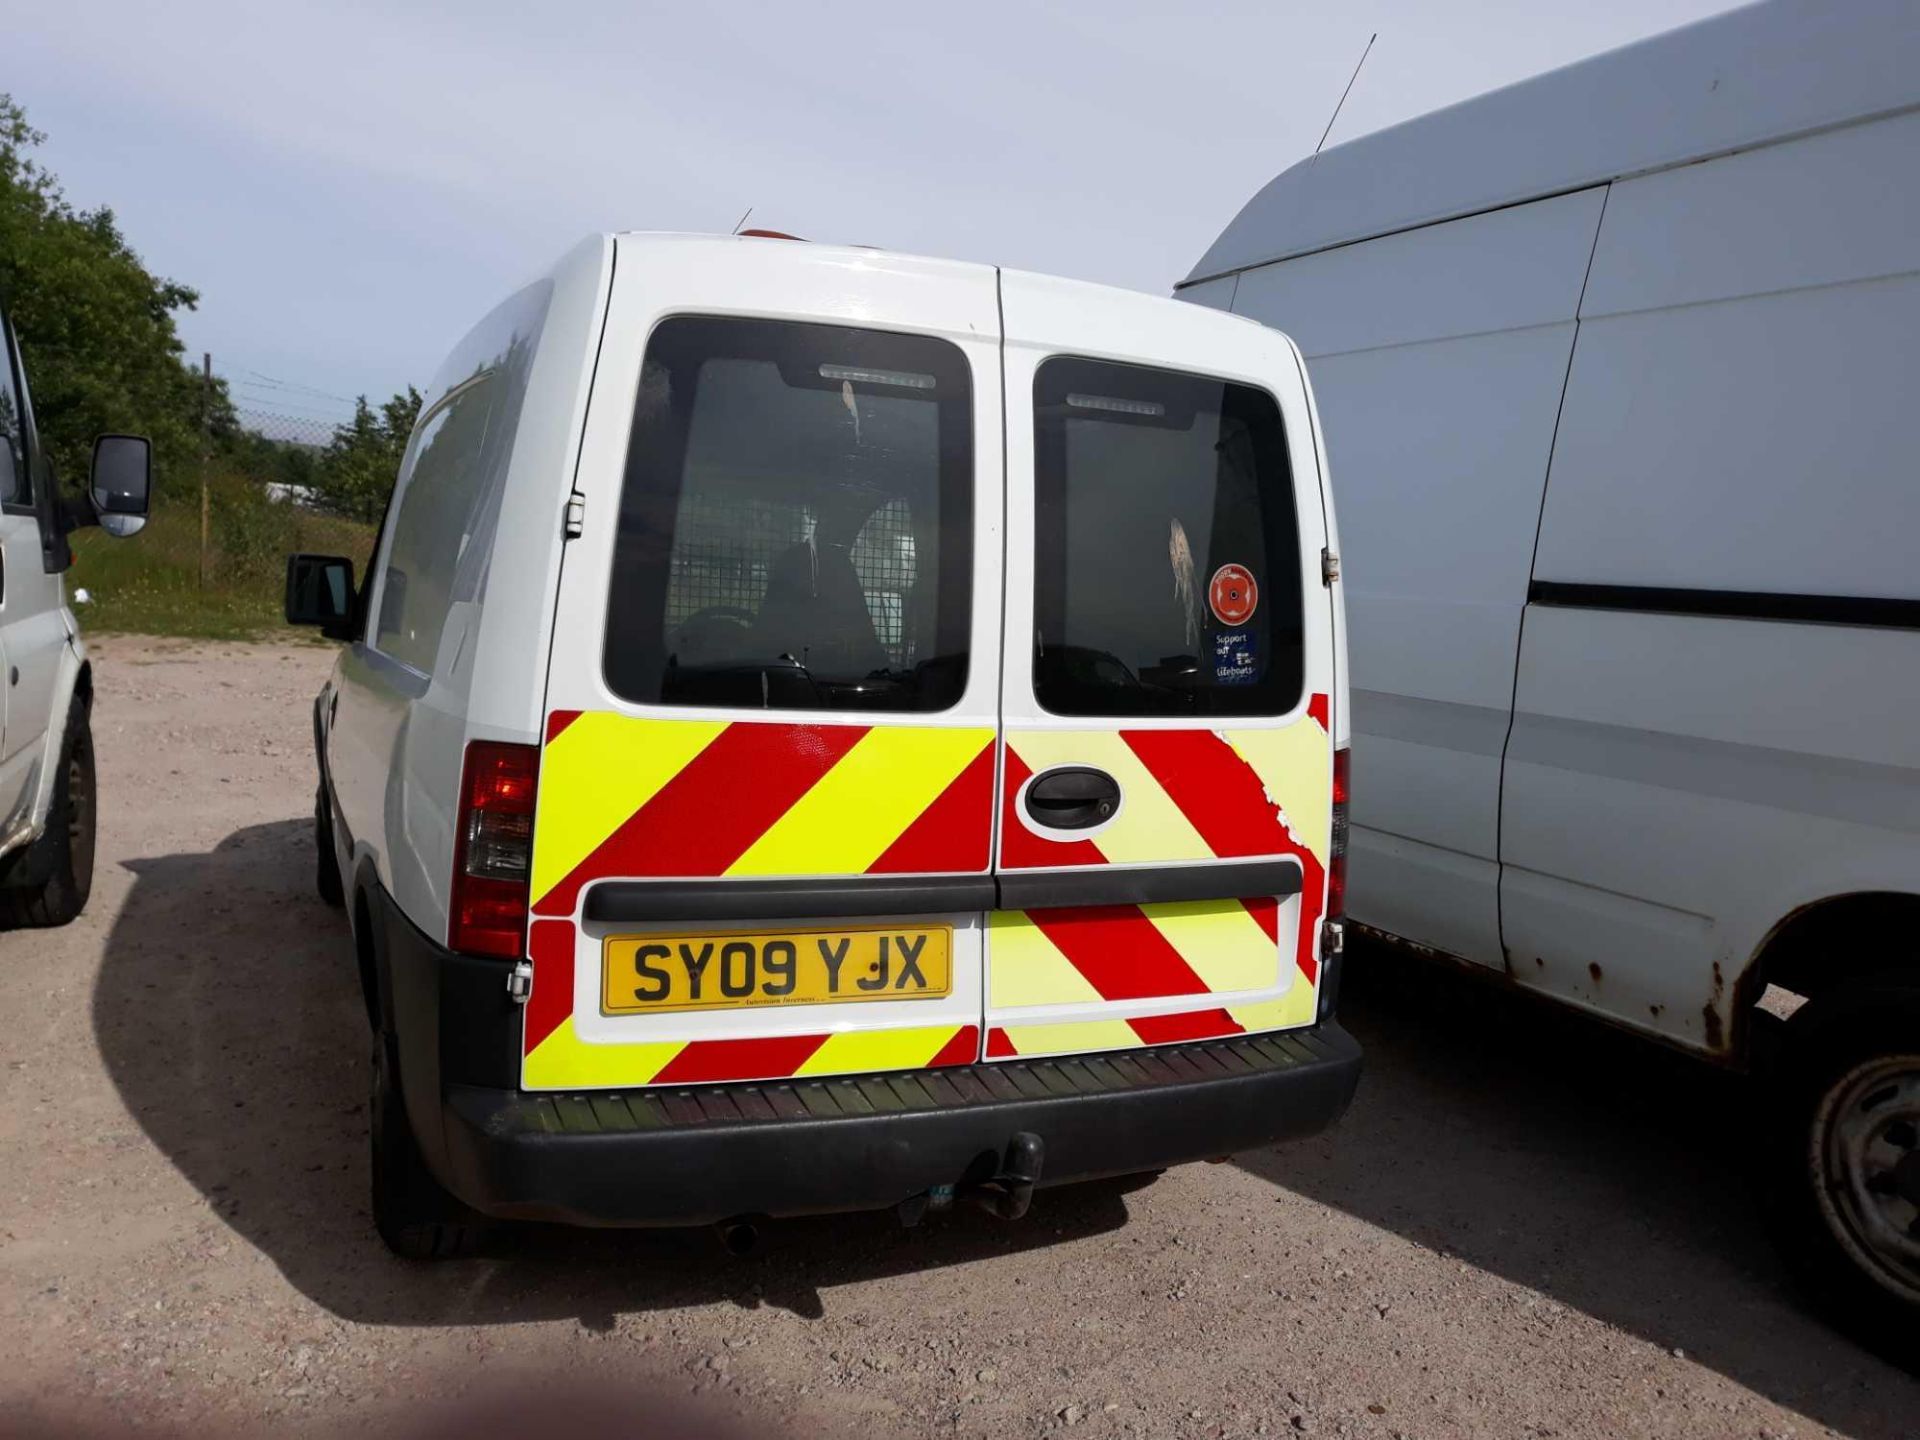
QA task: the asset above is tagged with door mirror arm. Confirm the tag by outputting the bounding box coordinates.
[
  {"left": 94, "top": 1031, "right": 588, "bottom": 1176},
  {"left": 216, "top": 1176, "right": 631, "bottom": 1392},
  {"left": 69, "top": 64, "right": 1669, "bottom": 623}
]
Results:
[{"left": 56, "top": 489, "right": 97, "bottom": 534}]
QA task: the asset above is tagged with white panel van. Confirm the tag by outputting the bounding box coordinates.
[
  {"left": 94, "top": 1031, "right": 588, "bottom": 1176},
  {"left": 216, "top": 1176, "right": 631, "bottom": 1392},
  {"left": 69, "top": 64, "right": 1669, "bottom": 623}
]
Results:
[
  {"left": 0, "top": 299, "right": 151, "bottom": 927},
  {"left": 1181, "top": 0, "right": 1920, "bottom": 1341},
  {"left": 287, "top": 233, "right": 1358, "bottom": 1259}
]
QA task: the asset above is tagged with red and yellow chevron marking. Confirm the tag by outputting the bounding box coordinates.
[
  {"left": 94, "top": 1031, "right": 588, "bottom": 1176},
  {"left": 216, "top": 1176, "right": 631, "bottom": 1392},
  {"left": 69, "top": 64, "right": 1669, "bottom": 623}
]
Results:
[
  {"left": 522, "top": 919, "right": 981, "bottom": 1089},
  {"left": 530, "top": 712, "right": 997, "bottom": 916},
  {"left": 521, "top": 703, "right": 1330, "bottom": 1084},
  {"left": 999, "top": 706, "right": 1331, "bottom": 872},
  {"left": 987, "top": 703, "right": 1330, "bottom": 1060},
  {"left": 985, "top": 990, "right": 1316, "bottom": 1061},
  {"left": 984, "top": 892, "right": 1321, "bottom": 1060},
  {"left": 989, "top": 896, "right": 1284, "bottom": 1005}
]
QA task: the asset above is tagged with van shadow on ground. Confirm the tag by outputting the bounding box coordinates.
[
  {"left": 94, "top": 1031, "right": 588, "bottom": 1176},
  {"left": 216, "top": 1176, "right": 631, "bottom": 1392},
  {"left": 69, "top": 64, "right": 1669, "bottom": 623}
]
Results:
[
  {"left": 1249, "top": 938, "right": 1920, "bottom": 1437},
  {"left": 91, "top": 820, "right": 1141, "bottom": 1329}
]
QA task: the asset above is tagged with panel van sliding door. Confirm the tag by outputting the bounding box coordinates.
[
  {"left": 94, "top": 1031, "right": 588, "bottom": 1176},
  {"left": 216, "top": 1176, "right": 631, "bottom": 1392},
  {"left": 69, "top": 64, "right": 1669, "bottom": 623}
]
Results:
[{"left": 1503, "top": 113, "right": 1920, "bottom": 1050}]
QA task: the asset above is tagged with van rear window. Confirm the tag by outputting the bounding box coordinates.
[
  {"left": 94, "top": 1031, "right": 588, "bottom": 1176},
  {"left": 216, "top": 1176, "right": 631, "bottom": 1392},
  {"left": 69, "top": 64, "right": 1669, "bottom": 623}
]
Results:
[
  {"left": 1032, "top": 357, "right": 1303, "bottom": 717},
  {"left": 603, "top": 317, "right": 973, "bottom": 712}
]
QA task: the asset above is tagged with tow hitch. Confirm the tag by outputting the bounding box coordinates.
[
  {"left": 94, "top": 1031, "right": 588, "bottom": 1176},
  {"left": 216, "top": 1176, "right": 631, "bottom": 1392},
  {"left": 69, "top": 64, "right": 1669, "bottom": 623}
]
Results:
[{"left": 897, "top": 1132, "right": 1045, "bottom": 1227}]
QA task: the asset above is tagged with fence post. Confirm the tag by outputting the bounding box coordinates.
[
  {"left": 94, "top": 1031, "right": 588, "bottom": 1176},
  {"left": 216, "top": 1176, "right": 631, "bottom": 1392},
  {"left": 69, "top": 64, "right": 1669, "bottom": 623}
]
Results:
[{"left": 198, "top": 352, "right": 212, "bottom": 590}]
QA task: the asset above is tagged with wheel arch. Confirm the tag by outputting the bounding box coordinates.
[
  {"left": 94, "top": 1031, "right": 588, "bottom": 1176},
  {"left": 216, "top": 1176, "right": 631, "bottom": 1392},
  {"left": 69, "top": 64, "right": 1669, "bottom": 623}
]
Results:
[{"left": 1737, "top": 889, "right": 1920, "bottom": 1063}]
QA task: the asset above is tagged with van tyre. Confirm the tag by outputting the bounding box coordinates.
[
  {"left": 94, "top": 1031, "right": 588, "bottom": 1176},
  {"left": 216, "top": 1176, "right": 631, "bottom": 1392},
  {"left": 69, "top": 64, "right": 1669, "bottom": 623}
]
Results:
[
  {"left": 1, "top": 699, "right": 95, "bottom": 928},
  {"left": 314, "top": 785, "right": 344, "bottom": 908},
  {"left": 370, "top": 1031, "right": 485, "bottom": 1261},
  {"left": 1764, "top": 978, "right": 1920, "bottom": 1363}
]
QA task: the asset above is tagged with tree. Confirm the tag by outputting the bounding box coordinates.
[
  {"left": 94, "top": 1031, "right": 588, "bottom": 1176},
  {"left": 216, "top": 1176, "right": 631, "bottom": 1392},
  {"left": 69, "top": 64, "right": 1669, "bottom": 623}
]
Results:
[
  {"left": 0, "top": 94, "right": 228, "bottom": 494},
  {"left": 312, "top": 386, "right": 421, "bottom": 521}
]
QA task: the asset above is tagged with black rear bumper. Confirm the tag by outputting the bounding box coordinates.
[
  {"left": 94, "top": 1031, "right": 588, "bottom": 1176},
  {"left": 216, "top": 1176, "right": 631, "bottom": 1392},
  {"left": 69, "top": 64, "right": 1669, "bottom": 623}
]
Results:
[
  {"left": 439, "top": 1026, "right": 1360, "bottom": 1227},
  {"left": 370, "top": 882, "right": 1361, "bottom": 1229}
]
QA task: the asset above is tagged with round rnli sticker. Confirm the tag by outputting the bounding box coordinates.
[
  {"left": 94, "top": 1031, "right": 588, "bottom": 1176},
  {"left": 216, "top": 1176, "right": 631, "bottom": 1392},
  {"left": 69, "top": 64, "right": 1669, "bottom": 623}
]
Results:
[{"left": 1208, "top": 564, "right": 1258, "bottom": 626}]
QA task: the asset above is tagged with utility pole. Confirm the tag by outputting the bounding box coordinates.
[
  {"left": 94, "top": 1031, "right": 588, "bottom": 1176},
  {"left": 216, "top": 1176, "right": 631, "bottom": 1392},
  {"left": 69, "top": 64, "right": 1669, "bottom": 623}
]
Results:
[{"left": 198, "top": 352, "right": 211, "bottom": 590}]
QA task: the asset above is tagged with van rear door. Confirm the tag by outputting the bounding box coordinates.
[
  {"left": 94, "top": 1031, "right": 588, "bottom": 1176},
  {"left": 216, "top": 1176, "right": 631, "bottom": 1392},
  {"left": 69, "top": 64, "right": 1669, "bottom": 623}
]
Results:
[
  {"left": 988, "top": 271, "right": 1335, "bottom": 1061},
  {"left": 523, "top": 240, "right": 1003, "bottom": 1091}
]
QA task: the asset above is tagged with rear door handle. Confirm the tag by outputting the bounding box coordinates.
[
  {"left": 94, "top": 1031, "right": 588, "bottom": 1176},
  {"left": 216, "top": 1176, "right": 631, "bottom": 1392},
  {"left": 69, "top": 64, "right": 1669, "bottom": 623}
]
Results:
[{"left": 1023, "top": 766, "right": 1120, "bottom": 831}]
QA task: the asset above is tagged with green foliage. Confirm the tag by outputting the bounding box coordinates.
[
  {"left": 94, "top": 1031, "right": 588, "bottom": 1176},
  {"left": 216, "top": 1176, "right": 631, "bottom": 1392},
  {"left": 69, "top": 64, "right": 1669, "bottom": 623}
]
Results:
[
  {"left": 0, "top": 93, "right": 228, "bottom": 494},
  {"left": 70, "top": 471, "right": 376, "bottom": 640},
  {"left": 310, "top": 386, "right": 421, "bottom": 520}
]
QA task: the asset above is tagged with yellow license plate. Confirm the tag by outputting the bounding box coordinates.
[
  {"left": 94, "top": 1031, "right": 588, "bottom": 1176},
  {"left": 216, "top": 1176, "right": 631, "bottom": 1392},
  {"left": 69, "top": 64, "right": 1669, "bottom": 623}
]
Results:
[{"left": 601, "top": 925, "right": 953, "bottom": 1015}]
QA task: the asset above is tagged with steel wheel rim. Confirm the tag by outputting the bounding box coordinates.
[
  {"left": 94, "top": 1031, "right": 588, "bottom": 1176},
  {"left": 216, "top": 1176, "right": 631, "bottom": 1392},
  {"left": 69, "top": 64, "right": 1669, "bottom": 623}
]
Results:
[{"left": 1812, "top": 1054, "right": 1920, "bottom": 1305}]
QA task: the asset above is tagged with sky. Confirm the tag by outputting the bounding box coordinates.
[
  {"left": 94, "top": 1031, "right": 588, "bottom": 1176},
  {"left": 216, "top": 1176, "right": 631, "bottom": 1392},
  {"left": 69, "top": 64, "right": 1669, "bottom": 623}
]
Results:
[{"left": 11, "top": 0, "right": 1745, "bottom": 426}]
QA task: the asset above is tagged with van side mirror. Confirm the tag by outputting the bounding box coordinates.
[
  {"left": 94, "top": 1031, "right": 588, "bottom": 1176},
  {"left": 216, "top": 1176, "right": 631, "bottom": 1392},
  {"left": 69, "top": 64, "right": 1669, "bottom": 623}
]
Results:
[
  {"left": 286, "top": 553, "right": 357, "bottom": 641},
  {"left": 89, "top": 434, "right": 151, "bottom": 538}
]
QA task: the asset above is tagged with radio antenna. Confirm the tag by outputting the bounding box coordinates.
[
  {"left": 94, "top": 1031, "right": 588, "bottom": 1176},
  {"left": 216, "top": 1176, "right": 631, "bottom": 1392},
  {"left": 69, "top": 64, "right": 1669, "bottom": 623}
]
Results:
[
  {"left": 1314, "top": 32, "right": 1376, "bottom": 158},
  {"left": 731, "top": 206, "right": 754, "bottom": 235}
]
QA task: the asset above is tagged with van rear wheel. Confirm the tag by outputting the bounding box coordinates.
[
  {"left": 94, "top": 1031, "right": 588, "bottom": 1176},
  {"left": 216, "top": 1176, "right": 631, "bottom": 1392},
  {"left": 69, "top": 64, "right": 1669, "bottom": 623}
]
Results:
[
  {"left": 370, "top": 1033, "right": 486, "bottom": 1261},
  {"left": 1765, "top": 979, "right": 1920, "bottom": 1362}
]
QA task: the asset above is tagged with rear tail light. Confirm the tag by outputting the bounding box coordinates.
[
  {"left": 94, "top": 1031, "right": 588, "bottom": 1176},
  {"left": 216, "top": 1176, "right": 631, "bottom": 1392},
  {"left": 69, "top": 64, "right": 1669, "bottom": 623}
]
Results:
[
  {"left": 450, "top": 741, "right": 538, "bottom": 959},
  {"left": 1328, "top": 746, "right": 1350, "bottom": 924}
]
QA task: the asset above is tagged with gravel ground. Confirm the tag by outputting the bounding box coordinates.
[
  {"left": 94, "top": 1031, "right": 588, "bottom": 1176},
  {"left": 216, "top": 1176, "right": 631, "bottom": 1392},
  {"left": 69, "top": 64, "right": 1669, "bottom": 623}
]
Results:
[{"left": 2, "top": 635, "right": 1915, "bottom": 1438}]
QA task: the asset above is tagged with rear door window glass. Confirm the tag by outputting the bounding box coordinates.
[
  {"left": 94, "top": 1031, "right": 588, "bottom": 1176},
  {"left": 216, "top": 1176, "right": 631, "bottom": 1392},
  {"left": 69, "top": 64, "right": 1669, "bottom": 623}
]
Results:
[
  {"left": 603, "top": 316, "right": 973, "bottom": 712},
  {"left": 1032, "top": 356, "right": 1303, "bottom": 717}
]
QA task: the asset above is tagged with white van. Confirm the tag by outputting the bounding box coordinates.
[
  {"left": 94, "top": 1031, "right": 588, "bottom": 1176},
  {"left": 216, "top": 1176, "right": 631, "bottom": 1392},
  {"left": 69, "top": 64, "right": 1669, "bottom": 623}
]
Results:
[
  {"left": 0, "top": 297, "right": 151, "bottom": 926},
  {"left": 286, "top": 232, "right": 1357, "bottom": 1258},
  {"left": 1179, "top": 0, "right": 1920, "bottom": 1334}
]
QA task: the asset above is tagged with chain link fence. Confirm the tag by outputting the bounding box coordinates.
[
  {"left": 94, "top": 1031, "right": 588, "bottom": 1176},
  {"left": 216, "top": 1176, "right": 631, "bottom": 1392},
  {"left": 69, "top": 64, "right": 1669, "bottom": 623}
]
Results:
[
  {"left": 197, "top": 404, "right": 376, "bottom": 583},
  {"left": 226, "top": 403, "right": 338, "bottom": 504},
  {"left": 233, "top": 408, "right": 339, "bottom": 447}
]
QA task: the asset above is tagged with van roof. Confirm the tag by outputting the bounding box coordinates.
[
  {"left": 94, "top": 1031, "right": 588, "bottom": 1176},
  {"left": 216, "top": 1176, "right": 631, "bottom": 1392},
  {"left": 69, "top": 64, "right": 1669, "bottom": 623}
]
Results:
[
  {"left": 605, "top": 232, "right": 1266, "bottom": 333},
  {"left": 1181, "top": 0, "right": 1920, "bottom": 286},
  {"left": 610, "top": 229, "right": 995, "bottom": 280}
]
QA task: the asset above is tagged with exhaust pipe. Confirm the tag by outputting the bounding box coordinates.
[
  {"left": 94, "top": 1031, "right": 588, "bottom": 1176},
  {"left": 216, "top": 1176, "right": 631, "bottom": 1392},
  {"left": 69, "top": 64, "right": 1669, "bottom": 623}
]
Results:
[
  {"left": 715, "top": 1217, "right": 761, "bottom": 1256},
  {"left": 962, "top": 1131, "right": 1045, "bottom": 1220}
]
